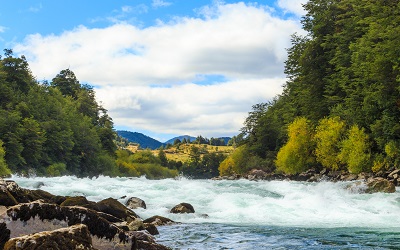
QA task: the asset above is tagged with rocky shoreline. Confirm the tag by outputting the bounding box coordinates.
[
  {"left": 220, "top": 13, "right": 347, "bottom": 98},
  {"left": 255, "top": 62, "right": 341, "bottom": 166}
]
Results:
[
  {"left": 212, "top": 168, "right": 399, "bottom": 193},
  {"left": 0, "top": 178, "right": 192, "bottom": 250}
]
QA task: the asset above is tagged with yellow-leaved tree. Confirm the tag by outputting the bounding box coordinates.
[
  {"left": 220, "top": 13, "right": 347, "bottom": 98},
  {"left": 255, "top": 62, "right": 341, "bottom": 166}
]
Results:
[
  {"left": 275, "top": 117, "right": 315, "bottom": 174},
  {"left": 218, "top": 145, "right": 248, "bottom": 176},
  {"left": 314, "top": 117, "right": 346, "bottom": 170},
  {"left": 338, "top": 125, "right": 371, "bottom": 174}
]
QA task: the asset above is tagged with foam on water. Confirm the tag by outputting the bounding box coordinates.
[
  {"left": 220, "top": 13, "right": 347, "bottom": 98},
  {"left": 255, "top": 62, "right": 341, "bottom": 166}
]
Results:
[{"left": 11, "top": 175, "right": 400, "bottom": 228}]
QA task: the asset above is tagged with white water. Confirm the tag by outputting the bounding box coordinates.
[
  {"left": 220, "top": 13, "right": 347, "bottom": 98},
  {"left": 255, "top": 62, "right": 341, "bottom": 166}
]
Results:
[{"left": 10, "top": 175, "right": 400, "bottom": 229}]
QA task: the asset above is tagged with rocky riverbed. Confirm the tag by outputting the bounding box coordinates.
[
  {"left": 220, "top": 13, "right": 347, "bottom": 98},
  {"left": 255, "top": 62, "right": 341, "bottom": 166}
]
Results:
[
  {"left": 0, "top": 178, "right": 191, "bottom": 250},
  {"left": 213, "top": 168, "right": 398, "bottom": 193}
]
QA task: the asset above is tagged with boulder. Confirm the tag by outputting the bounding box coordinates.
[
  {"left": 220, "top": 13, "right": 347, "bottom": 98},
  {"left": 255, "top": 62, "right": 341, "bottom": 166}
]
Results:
[
  {"left": 1, "top": 222, "right": 11, "bottom": 250},
  {"left": 60, "top": 196, "right": 92, "bottom": 207},
  {"left": 127, "top": 217, "right": 145, "bottom": 231},
  {"left": 0, "top": 202, "right": 153, "bottom": 250},
  {"left": 4, "top": 224, "right": 95, "bottom": 250},
  {"left": 126, "top": 197, "right": 147, "bottom": 209},
  {"left": 0, "top": 179, "right": 65, "bottom": 206},
  {"left": 388, "top": 169, "right": 400, "bottom": 179},
  {"left": 247, "top": 169, "right": 267, "bottom": 180},
  {"left": 0, "top": 186, "right": 18, "bottom": 207},
  {"left": 342, "top": 174, "right": 358, "bottom": 181},
  {"left": 96, "top": 198, "right": 138, "bottom": 222},
  {"left": 170, "top": 203, "right": 195, "bottom": 214},
  {"left": 365, "top": 177, "right": 396, "bottom": 193},
  {"left": 144, "top": 223, "right": 159, "bottom": 235},
  {"left": 143, "top": 216, "right": 176, "bottom": 226}
]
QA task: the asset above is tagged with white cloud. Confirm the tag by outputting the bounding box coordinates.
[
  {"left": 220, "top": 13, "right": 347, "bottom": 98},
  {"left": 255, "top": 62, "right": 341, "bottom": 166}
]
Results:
[
  {"left": 277, "top": 0, "right": 307, "bottom": 17},
  {"left": 0, "top": 26, "right": 5, "bottom": 33},
  {"left": 13, "top": 2, "right": 302, "bottom": 138},
  {"left": 152, "top": 0, "right": 172, "bottom": 8},
  {"left": 96, "top": 78, "right": 285, "bottom": 139}
]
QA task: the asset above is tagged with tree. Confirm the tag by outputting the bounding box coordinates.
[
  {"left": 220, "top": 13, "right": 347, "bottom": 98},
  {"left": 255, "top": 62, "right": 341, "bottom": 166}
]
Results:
[
  {"left": 314, "top": 117, "right": 346, "bottom": 170},
  {"left": 275, "top": 117, "right": 315, "bottom": 174},
  {"left": 158, "top": 149, "right": 168, "bottom": 167},
  {"left": 0, "top": 140, "right": 11, "bottom": 177},
  {"left": 339, "top": 125, "right": 371, "bottom": 174},
  {"left": 51, "top": 69, "right": 81, "bottom": 99},
  {"left": 173, "top": 139, "right": 181, "bottom": 145}
]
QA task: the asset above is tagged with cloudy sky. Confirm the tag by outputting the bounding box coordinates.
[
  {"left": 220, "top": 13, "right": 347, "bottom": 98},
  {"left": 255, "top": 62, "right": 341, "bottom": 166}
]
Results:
[{"left": 0, "top": 0, "right": 306, "bottom": 142}]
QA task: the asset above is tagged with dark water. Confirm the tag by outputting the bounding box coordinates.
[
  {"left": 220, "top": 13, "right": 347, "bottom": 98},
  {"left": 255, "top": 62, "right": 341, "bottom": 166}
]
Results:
[{"left": 157, "top": 223, "right": 400, "bottom": 249}]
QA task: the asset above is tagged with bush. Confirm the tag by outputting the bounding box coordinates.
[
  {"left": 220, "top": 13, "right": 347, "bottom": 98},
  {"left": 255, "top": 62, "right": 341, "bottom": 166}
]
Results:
[
  {"left": 339, "top": 125, "right": 371, "bottom": 174},
  {"left": 314, "top": 117, "right": 346, "bottom": 170},
  {"left": 275, "top": 117, "right": 315, "bottom": 174},
  {"left": 46, "top": 163, "right": 67, "bottom": 176}
]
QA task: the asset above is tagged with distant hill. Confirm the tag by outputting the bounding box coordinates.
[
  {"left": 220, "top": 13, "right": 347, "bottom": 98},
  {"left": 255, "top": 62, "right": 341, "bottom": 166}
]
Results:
[
  {"left": 219, "top": 137, "right": 231, "bottom": 145},
  {"left": 117, "top": 131, "right": 163, "bottom": 150},
  {"left": 164, "top": 135, "right": 196, "bottom": 144}
]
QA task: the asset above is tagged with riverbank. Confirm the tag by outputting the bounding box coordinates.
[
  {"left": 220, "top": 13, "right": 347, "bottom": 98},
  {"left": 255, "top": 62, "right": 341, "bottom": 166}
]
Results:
[
  {"left": 0, "top": 178, "right": 175, "bottom": 249},
  {"left": 3, "top": 176, "right": 400, "bottom": 249}
]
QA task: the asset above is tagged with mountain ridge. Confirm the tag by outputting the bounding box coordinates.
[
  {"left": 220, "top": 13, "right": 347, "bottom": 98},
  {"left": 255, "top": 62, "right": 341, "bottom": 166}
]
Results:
[{"left": 116, "top": 130, "right": 231, "bottom": 149}]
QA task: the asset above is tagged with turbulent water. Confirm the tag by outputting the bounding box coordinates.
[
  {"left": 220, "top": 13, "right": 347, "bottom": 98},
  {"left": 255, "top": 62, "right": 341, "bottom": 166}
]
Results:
[{"left": 11, "top": 176, "right": 400, "bottom": 249}]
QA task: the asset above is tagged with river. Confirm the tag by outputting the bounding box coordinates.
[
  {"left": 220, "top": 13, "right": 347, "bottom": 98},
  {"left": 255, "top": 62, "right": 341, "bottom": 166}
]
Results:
[{"left": 11, "top": 175, "right": 400, "bottom": 249}]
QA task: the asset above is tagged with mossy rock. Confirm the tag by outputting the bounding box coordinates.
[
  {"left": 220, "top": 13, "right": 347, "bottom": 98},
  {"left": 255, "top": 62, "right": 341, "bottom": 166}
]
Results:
[
  {"left": 0, "top": 189, "right": 18, "bottom": 206},
  {"left": 170, "top": 203, "right": 195, "bottom": 214},
  {"left": 143, "top": 215, "right": 176, "bottom": 226},
  {"left": 96, "top": 198, "right": 138, "bottom": 222},
  {"left": 60, "top": 196, "right": 91, "bottom": 207}
]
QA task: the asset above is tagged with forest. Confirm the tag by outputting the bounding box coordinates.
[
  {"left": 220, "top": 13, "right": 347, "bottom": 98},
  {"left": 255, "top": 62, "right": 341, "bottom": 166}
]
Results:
[
  {"left": 220, "top": 0, "right": 400, "bottom": 176},
  {"left": 0, "top": 49, "right": 119, "bottom": 177},
  {"left": 1, "top": 0, "right": 399, "bottom": 179}
]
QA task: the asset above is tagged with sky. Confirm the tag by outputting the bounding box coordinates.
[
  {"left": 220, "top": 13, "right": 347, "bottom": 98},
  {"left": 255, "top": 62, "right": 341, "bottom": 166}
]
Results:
[{"left": 0, "top": 0, "right": 306, "bottom": 142}]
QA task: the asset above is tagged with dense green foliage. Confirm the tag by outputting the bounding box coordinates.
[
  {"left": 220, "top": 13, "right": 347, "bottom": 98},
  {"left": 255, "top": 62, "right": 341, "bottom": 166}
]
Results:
[
  {"left": 115, "top": 149, "right": 178, "bottom": 179},
  {"left": 229, "top": 0, "right": 400, "bottom": 175},
  {"left": 181, "top": 145, "right": 226, "bottom": 178},
  {"left": 0, "top": 50, "right": 117, "bottom": 177}
]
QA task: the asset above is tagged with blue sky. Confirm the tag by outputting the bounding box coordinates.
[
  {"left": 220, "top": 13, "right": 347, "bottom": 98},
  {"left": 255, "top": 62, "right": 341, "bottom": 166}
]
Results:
[{"left": 0, "top": 0, "right": 306, "bottom": 142}]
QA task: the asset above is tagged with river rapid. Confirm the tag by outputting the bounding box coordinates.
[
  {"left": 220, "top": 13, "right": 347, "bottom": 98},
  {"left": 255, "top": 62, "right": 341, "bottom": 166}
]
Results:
[{"left": 11, "top": 176, "right": 400, "bottom": 249}]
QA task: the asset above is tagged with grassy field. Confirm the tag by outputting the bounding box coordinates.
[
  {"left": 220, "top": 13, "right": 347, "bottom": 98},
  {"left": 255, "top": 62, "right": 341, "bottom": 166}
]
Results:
[
  {"left": 159, "top": 144, "right": 234, "bottom": 162},
  {"left": 124, "top": 143, "right": 234, "bottom": 162}
]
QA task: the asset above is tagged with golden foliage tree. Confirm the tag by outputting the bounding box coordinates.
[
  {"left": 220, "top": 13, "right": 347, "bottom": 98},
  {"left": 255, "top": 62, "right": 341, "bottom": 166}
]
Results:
[
  {"left": 314, "top": 117, "right": 346, "bottom": 170},
  {"left": 275, "top": 117, "right": 315, "bottom": 174},
  {"left": 338, "top": 125, "right": 371, "bottom": 174}
]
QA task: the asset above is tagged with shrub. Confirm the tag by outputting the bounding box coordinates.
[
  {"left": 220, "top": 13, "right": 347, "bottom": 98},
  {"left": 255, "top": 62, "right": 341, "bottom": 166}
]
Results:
[
  {"left": 275, "top": 117, "right": 315, "bottom": 174},
  {"left": 314, "top": 117, "right": 346, "bottom": 170},
  {"left": 46, "top": 162, "right": 67, "bottom": 176},
  {"left": 338, "top": 125, "right": 371, "bottom": 174}
]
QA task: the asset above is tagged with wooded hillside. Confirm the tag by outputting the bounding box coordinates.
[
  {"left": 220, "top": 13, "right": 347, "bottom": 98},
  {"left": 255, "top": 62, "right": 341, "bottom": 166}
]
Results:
[{"left": 229, "top": 0, "right": 400, "bottom": 175}]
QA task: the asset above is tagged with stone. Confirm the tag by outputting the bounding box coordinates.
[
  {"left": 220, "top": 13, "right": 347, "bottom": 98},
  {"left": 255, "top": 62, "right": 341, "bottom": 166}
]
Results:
[
  {"left": 126, "top": 197, "right": 146, "bottom": 209},
  {"left": 0, "top": 202, "right": 149, "bottom": 250},
  {"left": 4, "top": 224, "right": 95, "bottom": 250},
  {"left": 366, "top": 178, "right": 396, "bottom": 193},
  {"left": 0, "top": 187, "right": 18, "bottom": 206},
  {"left": 143, "top": 216, "right": 176, "bottom": 226},
  {"left": 1, "top": 222, "right": 11, "bottom": 250},
  {"left": 96, "top": 197, "right": 138, "bottom": 222},
  {"left": 144, "top": 223, "right": 159, "bottom": 235},
  {"left": 127, "top": 217, "right": 145, "bottom": 231},
  {"left": 343, "top": 174, "right": 358, "bottom": 181},
  {"left": 60, "top": 196, "right": 92, "bottom": 207},
  {"left": 248, "top": 169, "right": 267, "bottom": 178},
  {"left": 388, "top": 169, "right": 400, "bottom": 178},
  {"left": 170, "top": 203, "right": 195, "bottom": 214}
]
